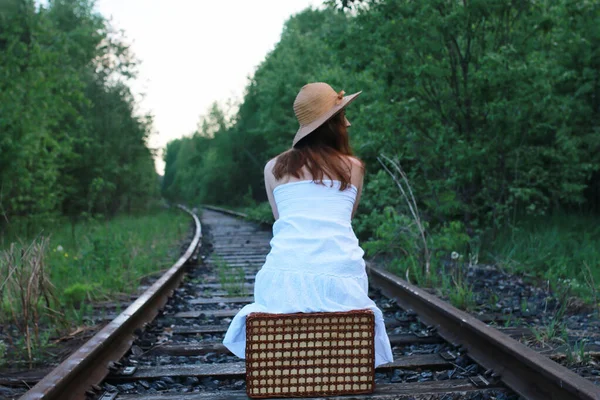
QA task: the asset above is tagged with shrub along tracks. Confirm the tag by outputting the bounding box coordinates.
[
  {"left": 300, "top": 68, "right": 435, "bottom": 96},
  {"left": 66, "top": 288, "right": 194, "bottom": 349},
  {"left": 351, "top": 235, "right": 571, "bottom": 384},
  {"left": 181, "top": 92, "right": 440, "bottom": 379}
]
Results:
[{"left": 13, "top": 207, "right": 600, "bottom": 399}]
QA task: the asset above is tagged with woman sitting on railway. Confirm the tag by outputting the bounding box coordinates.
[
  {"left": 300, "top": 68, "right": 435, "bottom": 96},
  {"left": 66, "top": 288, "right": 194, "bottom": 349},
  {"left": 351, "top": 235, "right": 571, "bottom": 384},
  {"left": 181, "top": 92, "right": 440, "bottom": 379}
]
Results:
[{"left": 222, "top": 82, "right": 394, "bottom": 367}]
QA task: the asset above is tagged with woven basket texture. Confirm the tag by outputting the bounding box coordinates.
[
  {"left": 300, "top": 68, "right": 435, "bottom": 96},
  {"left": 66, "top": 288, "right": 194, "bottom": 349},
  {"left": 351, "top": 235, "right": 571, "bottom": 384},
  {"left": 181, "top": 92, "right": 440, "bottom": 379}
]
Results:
[{"left": 245, "top": 309, "right": 375, "bottom": 398}]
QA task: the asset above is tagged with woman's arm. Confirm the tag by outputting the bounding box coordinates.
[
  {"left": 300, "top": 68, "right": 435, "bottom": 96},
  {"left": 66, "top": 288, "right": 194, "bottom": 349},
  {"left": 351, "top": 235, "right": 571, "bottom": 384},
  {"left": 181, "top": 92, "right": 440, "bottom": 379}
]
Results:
[
  {"left": 352, "top": 175, "right": 364, "bottom": 219},
  {"left": 264, "top": 159, "right": 279, "bottom": 220},
  {"left": 350, "top": 156, "right": 365, "bottom": 219}
]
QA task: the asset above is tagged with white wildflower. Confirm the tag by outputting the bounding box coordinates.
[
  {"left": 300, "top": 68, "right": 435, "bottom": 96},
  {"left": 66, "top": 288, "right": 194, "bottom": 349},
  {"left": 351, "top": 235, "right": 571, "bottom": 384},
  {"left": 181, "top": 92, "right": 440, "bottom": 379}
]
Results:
[
  {"left": 451, "top": 251, "right": 459, "bottom": 260},
  {"left": 56, "top": 245, "right": 64, "bottom": 252}
]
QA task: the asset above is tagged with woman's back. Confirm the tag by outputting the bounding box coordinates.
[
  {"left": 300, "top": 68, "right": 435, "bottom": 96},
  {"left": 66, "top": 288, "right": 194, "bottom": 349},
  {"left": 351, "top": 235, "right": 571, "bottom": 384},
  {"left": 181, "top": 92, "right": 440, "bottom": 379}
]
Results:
[
  {"left": 264, "top": 154, "right": 365, "bottom": 220},
  {"left": 265, "top": 179, "right": 364, "bottom": 276},
  {"left": 274, "top": 179, "right": 356, "bottom": 220}
]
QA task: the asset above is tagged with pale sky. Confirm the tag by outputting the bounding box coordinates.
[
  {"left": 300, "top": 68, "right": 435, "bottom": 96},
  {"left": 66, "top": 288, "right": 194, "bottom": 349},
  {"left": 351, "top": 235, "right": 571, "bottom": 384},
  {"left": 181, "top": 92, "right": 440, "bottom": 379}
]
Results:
[{"left": 93, "top": 0, "right": 323, "bottom": 174}]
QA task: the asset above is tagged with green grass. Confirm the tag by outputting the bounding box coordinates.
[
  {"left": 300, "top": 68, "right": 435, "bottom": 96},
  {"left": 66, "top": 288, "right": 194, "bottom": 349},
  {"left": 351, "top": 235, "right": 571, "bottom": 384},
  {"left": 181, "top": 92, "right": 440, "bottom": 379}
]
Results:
[
  {"left": 242, "top": 202, "right": 275, "bottom": 225},
  {"left": 214, "top": 255, "right": 248, "bottom": 296},
  {"left": 0, "top": 207, "right": 191, "bottom": 365},
  {"left": 32, "top": 209, "right": 189, "bottom": 304},
  {"left": 444, "top": 275, "right": 476, "bottom": 311},
  {"left": 1, "top": 207, "right": 190, "bottom": 332},
  {"left": 532, "top": 318, "right": 568, "bottom": 346},
  {"left": 486, "top": 213, "right": 600, "bottom": 303},
  {"left": 566, "top": 340, "right": 591, "bottom": 365}
]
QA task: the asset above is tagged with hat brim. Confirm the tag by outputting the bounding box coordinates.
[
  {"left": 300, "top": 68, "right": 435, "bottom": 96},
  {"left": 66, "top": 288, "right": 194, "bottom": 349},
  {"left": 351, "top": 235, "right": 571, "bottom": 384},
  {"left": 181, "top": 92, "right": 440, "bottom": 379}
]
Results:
[{"left": 292, "top": 91, "right": 362, "bottom": 147}]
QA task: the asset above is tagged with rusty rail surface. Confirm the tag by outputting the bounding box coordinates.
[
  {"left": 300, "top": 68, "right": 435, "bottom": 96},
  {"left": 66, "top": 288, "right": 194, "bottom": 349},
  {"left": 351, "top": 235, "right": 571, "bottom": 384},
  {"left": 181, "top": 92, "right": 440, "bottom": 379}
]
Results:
[
  {"left": 205, "top": 205, "right": 600, "bottom": 400},
  {"left": 22, "top": 205, "right": 202, "bottom": 400}
]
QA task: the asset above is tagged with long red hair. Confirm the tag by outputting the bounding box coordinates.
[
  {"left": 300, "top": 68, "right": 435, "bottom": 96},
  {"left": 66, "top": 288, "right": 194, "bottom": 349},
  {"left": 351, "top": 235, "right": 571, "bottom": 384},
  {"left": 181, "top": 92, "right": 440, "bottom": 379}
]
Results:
[{"left": 273, "top": 110, "right": 364, "bottom": 191}]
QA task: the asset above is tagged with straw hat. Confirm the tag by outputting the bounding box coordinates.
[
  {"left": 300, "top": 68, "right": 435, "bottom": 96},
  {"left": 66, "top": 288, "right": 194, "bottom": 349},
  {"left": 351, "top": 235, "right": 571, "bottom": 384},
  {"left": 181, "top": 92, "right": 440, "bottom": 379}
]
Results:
[{"left": 292, "top": 82, "right": 361, "bottom": 147}]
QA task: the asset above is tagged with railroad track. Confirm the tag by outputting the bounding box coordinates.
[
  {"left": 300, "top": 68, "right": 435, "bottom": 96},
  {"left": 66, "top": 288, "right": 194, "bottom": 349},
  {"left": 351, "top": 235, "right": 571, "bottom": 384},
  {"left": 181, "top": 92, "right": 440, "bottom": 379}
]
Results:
[{"left": 15, "top": 206, "right": 600, "bottom": 400}]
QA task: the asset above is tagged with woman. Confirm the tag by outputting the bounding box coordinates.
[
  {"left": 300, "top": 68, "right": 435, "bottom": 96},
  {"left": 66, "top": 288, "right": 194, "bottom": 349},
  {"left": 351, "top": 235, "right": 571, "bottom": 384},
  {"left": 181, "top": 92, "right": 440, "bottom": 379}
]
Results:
[{"left": 223, "top": 82, "right": 394, "bottom": 367}]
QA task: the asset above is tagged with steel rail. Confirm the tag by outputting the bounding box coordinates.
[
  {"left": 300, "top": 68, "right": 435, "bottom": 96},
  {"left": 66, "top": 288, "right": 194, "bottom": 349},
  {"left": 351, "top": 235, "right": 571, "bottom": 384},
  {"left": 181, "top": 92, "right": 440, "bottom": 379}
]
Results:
[
  {"left": 206, "top": 205, "right": 600, "bottom": 400},
  {"left": 368, "top": 265, "right": 600, "bottom": 400},
  {"left": 21, "top": 205, "right": 202, "bottom": 400},
  {"left": 202, "top": 204, "right": 249, "bottom": 219}
]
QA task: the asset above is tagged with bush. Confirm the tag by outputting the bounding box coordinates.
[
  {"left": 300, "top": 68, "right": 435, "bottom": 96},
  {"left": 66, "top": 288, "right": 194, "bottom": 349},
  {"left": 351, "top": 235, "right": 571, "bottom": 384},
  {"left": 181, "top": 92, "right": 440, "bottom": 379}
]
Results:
[
  {"left": 244, "top": 202, "right": 275, "bottom": 225},
  {"left": 63, "top": 283, "right": 96, "bottom": 308}
]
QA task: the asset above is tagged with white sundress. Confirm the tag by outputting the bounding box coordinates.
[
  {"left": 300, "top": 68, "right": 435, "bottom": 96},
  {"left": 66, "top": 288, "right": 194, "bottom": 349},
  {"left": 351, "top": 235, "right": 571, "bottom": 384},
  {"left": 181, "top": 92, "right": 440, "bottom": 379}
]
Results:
[{"left": 222, "top": 179, "right": 394, "bottom": 367}]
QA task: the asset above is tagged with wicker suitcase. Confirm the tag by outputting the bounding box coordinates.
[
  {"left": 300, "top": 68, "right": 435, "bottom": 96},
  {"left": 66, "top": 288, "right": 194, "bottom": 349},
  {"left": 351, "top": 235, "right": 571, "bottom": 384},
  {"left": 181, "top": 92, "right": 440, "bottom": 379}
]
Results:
[{"left": 245, "top": 309, "right": 375, "bottom": 398}]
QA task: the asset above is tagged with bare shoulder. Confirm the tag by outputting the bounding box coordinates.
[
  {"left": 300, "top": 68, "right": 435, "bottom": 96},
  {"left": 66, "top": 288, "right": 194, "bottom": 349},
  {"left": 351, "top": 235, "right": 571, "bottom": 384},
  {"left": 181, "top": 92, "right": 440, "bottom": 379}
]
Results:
[
  {"left": 340, "top": 155, "right": 364, "bottom": 189},
  {"left": 265, "top": 149, "right": 294, "bottom": 173},
  {"left": 264, "top": 157, "right": 277, "bottom": 174},
  {"left": 347, "top": 156, "right": 363, "bottom": 168},
  {"left": 344, "top": 155, "right": 365, "bottom": 174},
  {"left": 264, "top": 153, "right": 284, "bottom": 174}
]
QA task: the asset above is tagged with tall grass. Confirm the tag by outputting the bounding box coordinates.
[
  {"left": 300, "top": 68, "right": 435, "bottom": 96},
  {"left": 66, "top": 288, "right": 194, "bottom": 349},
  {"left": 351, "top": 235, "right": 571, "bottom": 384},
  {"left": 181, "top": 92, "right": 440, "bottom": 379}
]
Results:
[
  {"left": 0, "top": 236, "right": 63, "bottom": 365},
  {"left": 487, "top": 213, "right": 600, "bottom": 303},
  {"left": 44, "top": 210, "right": 189, "bottom": 300},
  {"left": 0, "top": 208, "right": 190, "bottom": 364}
]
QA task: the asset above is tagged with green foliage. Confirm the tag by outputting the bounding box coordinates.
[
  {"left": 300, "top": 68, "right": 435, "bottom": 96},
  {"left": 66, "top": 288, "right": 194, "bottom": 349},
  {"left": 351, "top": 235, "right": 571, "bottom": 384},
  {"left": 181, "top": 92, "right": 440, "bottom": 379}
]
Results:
[
  {"left": 164, "top": 0, "right": 599, "bottom": 225},
  {"left": 244, "top": 202, "right": 275, "bottom": 225},
  {"left": 362, "top": 206, "right": 421, "bottom": 259},
  {"left": 161, "top": 1, "right": 600, "bottom": 299},
  {"left": 532, "top": 317, "right": 568, "bottom": 346},
  {"left": 63, "top": 283, "right": 95, "bottom": 308},
  {"left": 0, "top": 0, "right": 158, "bottom": 234},
  {"left": 0, "top": 207, "right": 189, "bottom": 365},
  {"left": 353, "top": 171, "right": 405, "bottom": 241},
  {"left": 566, "top": 340, "right": 591, "bottom": 365},
  {"left": 1, "top": 208, "right": 188, "bottom": 336},
  {"left": 46, "top": 209, "right": 189, "bottom": 299},
  {"left": 488, "top": 214, "right": 600, "bottom": 301},
  {"left": 429, "top": 222, "right": 471, "bottom": 260},
  {"left": 446, "top": 277, "right": 476, "bottom": 311},
  {"left": 0, "top": 234, "right": 65, "bottom": 364},
  {"left": 349, "top": 0, "right": 599, "bottom": 230}
]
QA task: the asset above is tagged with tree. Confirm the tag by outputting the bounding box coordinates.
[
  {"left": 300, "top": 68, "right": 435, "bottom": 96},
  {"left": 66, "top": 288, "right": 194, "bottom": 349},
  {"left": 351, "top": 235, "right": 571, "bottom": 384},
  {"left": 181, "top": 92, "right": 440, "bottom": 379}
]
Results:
[{"left": 0, "top": 0, "right": 159, "bottom": 236}]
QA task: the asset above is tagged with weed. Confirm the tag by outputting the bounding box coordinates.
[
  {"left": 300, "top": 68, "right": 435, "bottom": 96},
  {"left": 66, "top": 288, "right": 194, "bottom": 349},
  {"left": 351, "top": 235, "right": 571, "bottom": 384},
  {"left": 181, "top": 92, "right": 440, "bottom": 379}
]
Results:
[
  {"left": 520, "top": 297, "right": 529, "bottom": 314},
  {"left": 69, "top": 302, "right": 93, "bottom": 326},
  {"left": 531, "top": 291, "right": 570, "bottom": 346},
  {"left": 503, "top": 313, "right": 513, "bottom": 328},
  {"left": 582, "top": 262, "right": 599, "bottom": 317},
  {"left": 566, "top": 340, "right": 591, "bottom": 365},
  {"left": 531, "top": 317, "right": 568, "bottom": 346},
  {"left": 437, "top": 252, "right": 476, "bottom": 311},
  {"left": 488, "top": 213, "right": 600, "bottom": 302},
  {"left": 0, "top": 236, "right": 64, "bottom": 365},
  {"left": 377, "top": 154, "right": 431, "bottom": 277},
  {"left": 11, "top": 330, "right": 53, "bottom": 367},
  {"left": 448, "top": 278, "right": 476, "bottom": 311},
  {"left": 0, "top": 340, "right": 6, "bottom": 367},
  {"left": 1, "top": 208, "right": 189, "bottom": 365},
  {"left": 214, "top": 256, "right": 247, "bottom": 296},
  {"left": 244, "top": 202, "right": 275, "bottom": 225},
  {"left": 41, "top": 209, "right": 189, "bottom": 302},
  {"left": 189, "top": 277, "right": 205, "bottom": 285},
  {"left": 531, "top": 326, "right": 545, "bottom": 344},
  {"left": 63, "top": 283, "right": 95, "bottom": 308},
  {"left": 489, "top": 292, "right": 500, "bottom": 307}
]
